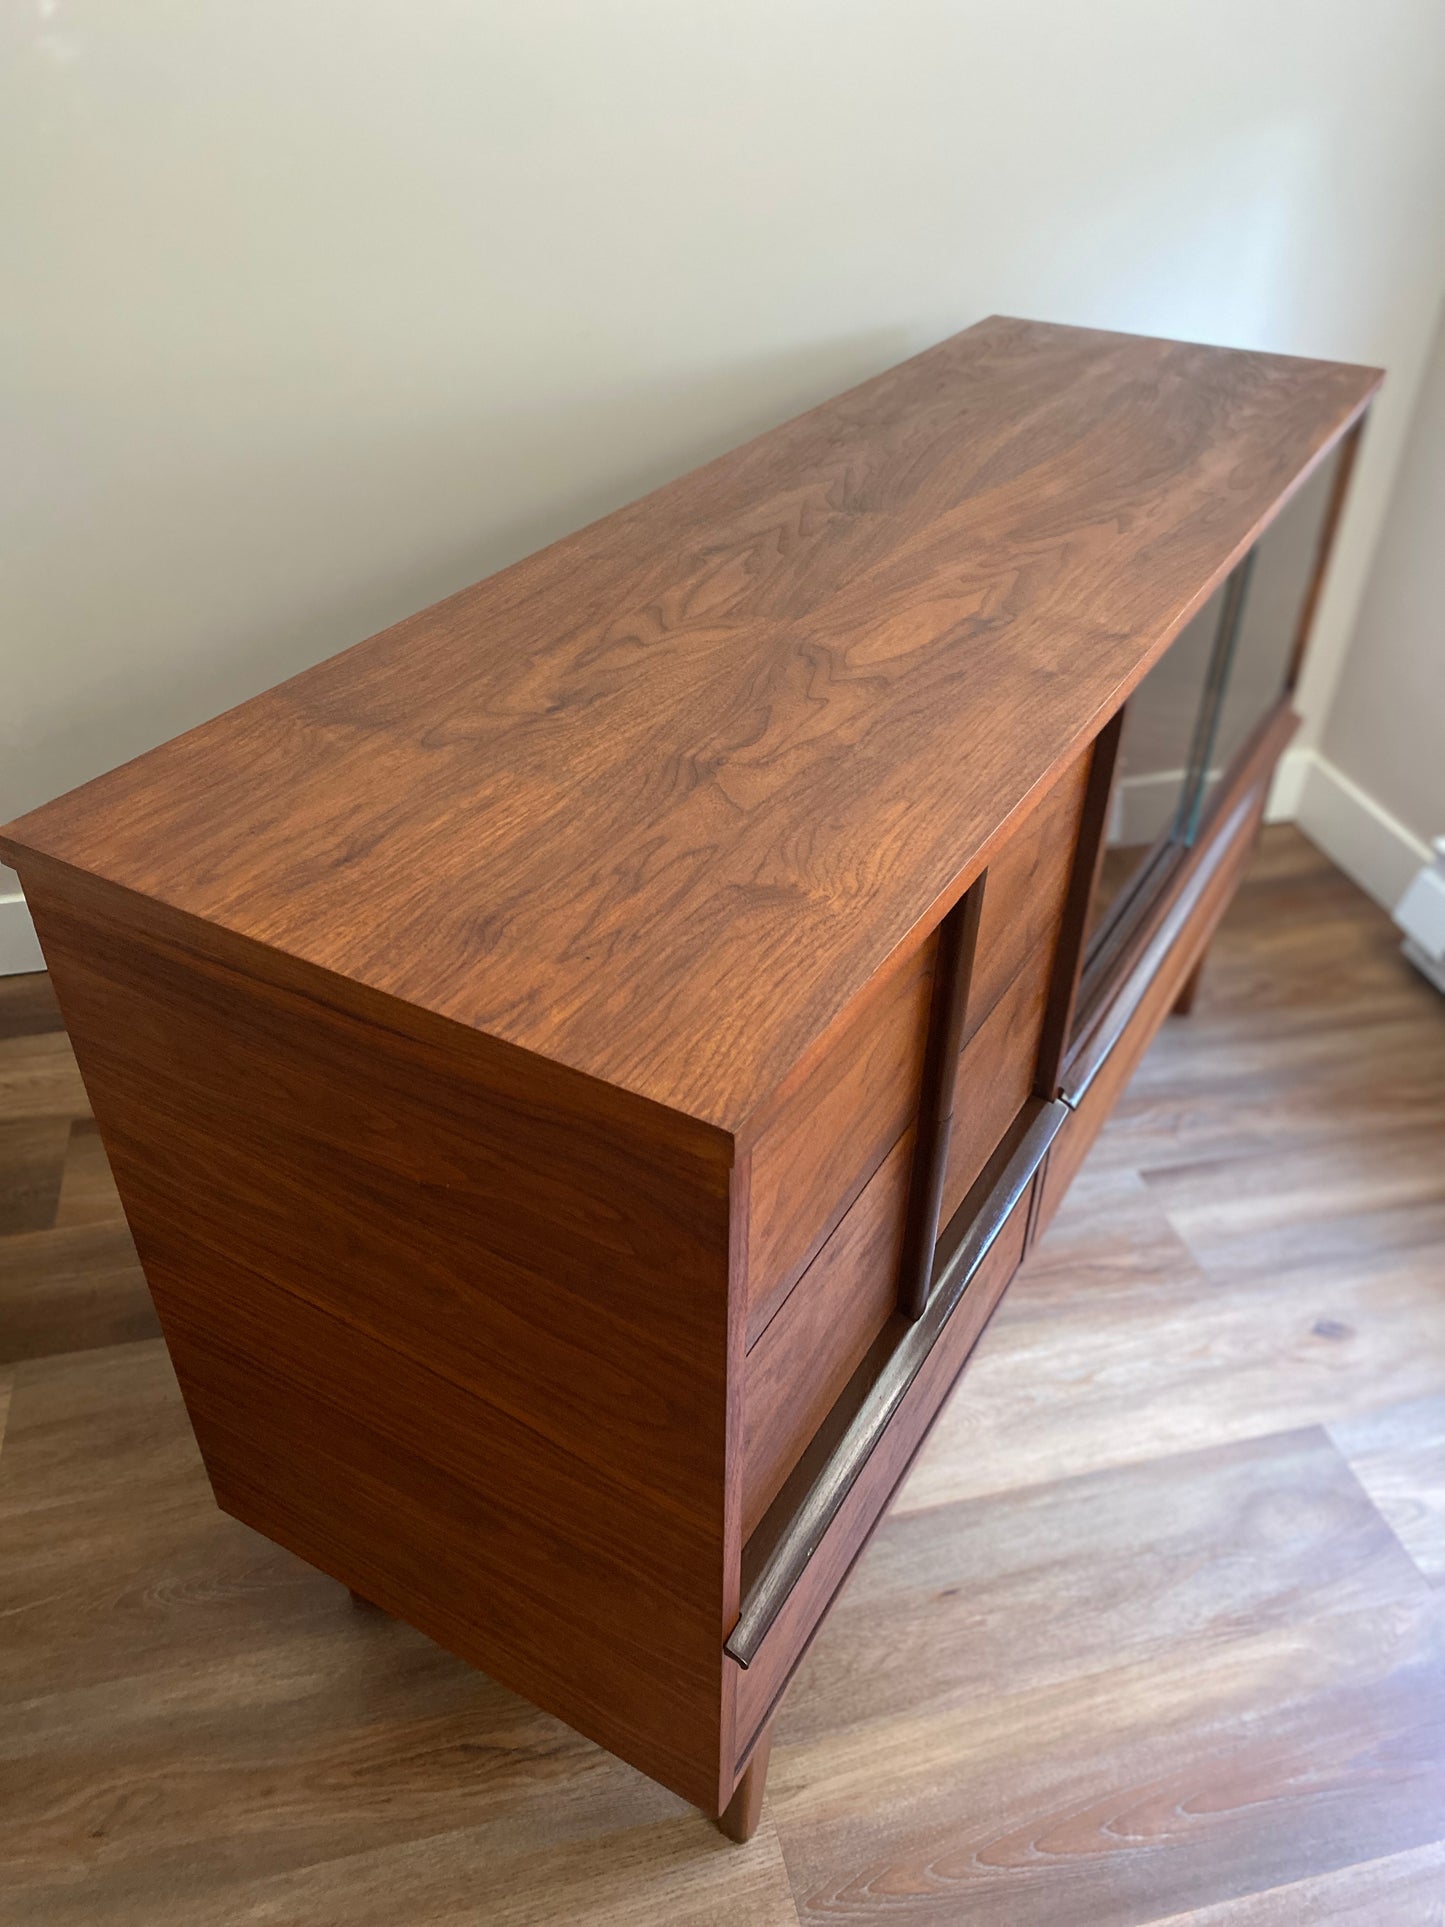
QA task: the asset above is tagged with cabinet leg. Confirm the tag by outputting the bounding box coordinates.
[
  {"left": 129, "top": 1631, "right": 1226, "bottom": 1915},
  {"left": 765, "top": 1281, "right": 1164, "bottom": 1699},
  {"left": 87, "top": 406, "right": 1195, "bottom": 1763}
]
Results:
[
  {"left": 348, "top": 1587, "right": 383, "bottom": 1611},
  {"left": 717, "top": 1726, "right": 773, "bottom": 1844},
  {"left": 1173, "top": 953, "right": 1206, "bottom": 1016}
]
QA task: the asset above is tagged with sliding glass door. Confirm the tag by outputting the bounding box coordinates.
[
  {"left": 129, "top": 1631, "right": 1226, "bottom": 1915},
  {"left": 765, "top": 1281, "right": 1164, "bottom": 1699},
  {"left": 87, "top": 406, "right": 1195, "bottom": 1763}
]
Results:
[{"left": 1081, "top": 441, "right": 1347, "bottom": 966}]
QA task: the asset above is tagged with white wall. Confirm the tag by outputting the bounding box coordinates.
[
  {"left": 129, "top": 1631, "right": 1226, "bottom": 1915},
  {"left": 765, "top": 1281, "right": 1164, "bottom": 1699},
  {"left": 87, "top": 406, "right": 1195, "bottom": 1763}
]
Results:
[
  {"left": 1286, "top": 302, "right": 1445, "bottom": 910},
  {"left": 4, "top": 1, "right": 1445, "bottom": 967}
]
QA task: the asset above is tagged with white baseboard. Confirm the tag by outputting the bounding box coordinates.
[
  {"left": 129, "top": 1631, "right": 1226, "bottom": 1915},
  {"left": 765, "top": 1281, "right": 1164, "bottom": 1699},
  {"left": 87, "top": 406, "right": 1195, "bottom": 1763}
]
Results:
[
  {"left": 1279, "top": 749, "right": 1431, "bottom": 911},
  {"left": 0, "top": 887, "right": 45, "bottom": 975},
  {"left": 1111, "top": 768, "right": 1187, "bottom": 847},
  {"left": 1113, "top": 764, "right": 1232, "bottom": 848}
]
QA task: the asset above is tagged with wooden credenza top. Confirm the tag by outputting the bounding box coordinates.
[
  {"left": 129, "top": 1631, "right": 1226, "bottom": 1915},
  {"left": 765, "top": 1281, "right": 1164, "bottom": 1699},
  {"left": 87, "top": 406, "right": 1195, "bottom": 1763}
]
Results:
[{"left": 0, "top": 317, "right": 1378, "bottom": 1132}]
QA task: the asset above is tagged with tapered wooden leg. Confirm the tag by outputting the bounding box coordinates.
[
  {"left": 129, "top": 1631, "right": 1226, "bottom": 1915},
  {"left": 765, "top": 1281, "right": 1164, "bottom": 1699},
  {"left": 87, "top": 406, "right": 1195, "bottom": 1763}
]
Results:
[
  {"left": 1173, "top": 953, "right": 1206, "bottom": 1016},
  {"left": 717, "top": 1726, "right": 773, "bottom": 1844}
]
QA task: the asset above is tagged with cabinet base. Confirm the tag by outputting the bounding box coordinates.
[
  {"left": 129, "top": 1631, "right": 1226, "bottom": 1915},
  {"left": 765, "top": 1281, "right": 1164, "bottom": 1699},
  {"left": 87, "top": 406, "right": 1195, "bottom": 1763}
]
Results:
[
  {"left": 717, "top": 1726, "right": 773, "bottom": 1844},
  {"left": 1172, "top": 952, "right": 1208, "bottom": 1016}
]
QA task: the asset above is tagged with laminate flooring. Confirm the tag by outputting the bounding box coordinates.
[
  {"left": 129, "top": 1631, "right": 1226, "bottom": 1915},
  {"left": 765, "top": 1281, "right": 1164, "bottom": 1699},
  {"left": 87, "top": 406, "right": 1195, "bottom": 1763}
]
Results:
[{"left": 3, "top": 827, "right": 1445, "bottom": 1924}]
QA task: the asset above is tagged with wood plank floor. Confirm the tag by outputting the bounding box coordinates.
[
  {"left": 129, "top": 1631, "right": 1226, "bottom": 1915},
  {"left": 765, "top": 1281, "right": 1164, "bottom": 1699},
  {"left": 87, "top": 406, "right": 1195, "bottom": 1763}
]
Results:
[{"left": 3, "top": 827, "right": 1445, "bottom": 1925}]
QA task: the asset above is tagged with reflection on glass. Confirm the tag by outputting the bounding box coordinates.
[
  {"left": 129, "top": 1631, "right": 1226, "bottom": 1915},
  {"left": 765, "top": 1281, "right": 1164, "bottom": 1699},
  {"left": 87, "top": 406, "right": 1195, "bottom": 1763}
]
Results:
[
  {"left": 1193, "top": 445, "right": 1342, "bottom": 827},
  {"left": 1083, "top": 441, "right": 1344, "bottom": 960},
  {"left": 1084, "top": 582, "right": 1228, "bottom": 942}
]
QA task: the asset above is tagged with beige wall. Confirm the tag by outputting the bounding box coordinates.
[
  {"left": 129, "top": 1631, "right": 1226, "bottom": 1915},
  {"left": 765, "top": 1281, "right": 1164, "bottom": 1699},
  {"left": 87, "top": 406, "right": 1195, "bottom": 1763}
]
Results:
[
  {"left": 4, "top": 3, "right": 1445, "bottom": 932},
  {"left": 1322, "top": 303, "right": 1445, "bottom": 849}
]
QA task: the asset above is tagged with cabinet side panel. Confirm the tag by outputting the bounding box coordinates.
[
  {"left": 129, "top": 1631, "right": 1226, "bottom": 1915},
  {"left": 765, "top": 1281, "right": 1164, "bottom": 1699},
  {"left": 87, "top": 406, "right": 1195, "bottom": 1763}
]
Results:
[{"left": 20, "top": 860, "right": 735, "bottom": 1812}]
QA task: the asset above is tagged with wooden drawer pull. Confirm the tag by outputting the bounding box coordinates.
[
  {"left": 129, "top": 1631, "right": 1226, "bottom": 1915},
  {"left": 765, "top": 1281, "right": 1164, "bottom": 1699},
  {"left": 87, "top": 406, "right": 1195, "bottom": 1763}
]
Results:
[{"left": 725, "top": 1096, "right": 1068, "bottom": 1669}]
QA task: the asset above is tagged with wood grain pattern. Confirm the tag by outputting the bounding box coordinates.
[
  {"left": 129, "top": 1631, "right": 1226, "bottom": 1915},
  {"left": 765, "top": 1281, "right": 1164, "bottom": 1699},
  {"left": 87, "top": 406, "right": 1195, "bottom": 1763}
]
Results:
[
  {"left": 773, "top": 1427, "right": 1445, "bottom": 1925},
  {"left": 0, "top": 1026, "right": 89, "bottom": 1123},
  {"left": 732, "top": 1189, "right": 1032, "bottom": 1758},
  {"left": 51, "top": 1119, "right": 125, "bottom": 1228},
  {"left": 1328, "top": 1396, "right": 1445, "bottom": 1589},
  {"left": 18, "top": 860, "right": 739, "bottom": 1814},
  {"left": 6, "top": 831, "right": 1445, "bottom": 1922},
  {"left": 961, "top": 748, "right": 1091, "bottom": 1049},
  {"left": 1148, "top": 1839, "right": 1445, "bottom": 1922},
  {"left": 743, "top": 1134, "right": 914, "bottom": 1538},
  {"left": 0, "top": 1218, "right": 155, "bottom": 1365},
  {"left": 0, "top": 319, "right": 1379, "bottom": 1135},
  {"left": 718, "top": 1725, "right": 774, "bottom": 1846},
  {"left": 896, "top": 829, "right": 1445, "bottom": 1524},
  {"left": 784, "top": 1425, "right": 1435, "bottom": 1749},
  {"left": 894, "top": 882, "right": 985, "bottom": 1321},
  {"left": 743, "top": 935, "right": 932, "bottom": 1341},
  {"left": 938, "top": 943, "right": 1053, "bottom": 1224},
  {"left": 1033, "top": 711, "right": 1125, "bottom": 1097},
  {"left": 0, "top": 1340, "right": 804, "bottom": 1926},
  {"left": 0, "top": 1115, "right": 68, "bottom": 1235},
  {"left": 0, "top": 325, "right": 1382, "bottom": 1853},
  {"left": 1172, "top": 950, "right": 1208, "bottom": 1015},
  {"left": 731, "top": 714, "right": 1140, "bottom": 1660},
  {"left": 0, "top": 970, "right": 62, "bottom": 1040}
]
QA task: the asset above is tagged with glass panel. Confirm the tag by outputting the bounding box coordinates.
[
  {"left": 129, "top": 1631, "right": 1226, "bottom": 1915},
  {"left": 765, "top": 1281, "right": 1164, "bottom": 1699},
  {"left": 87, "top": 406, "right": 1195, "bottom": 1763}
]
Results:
[
  {"left": 1076, "top": 436, "right": 1351, "bottom": 1041},
  {"left": 1192, "top": 444, "right": 1342, "bottom": 829},
  {"left": 1084, "top": 580, "right": 1230, "bottom": 944}
]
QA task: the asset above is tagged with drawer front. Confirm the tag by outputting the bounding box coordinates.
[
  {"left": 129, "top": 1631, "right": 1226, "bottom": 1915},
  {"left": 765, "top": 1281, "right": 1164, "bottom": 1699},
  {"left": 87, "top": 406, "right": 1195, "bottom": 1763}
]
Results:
[
  {"left": 939, "top": 939, "right": 1052, "bottom": 1225},
  {"left": 931, "top": 749, "right": 1093, "bottom": 1230},
  {"left": 731, "top": 1168, "right": 1036, "bottom": 1758},
  {"left": 740, "top": 747, "right": 1094, "bottom": 1533},
  {"left": 744, "top": 936, "right": 934, "bottom": 1344},
  {"left": 743, "top": 1133, "right": 913, "bottom": 1539},
  {"left": 963, "top": 752, "right": 1091, "bottom": 1047},
  {"left": 742, "top": 745, "right": 1091, "bottom": 1346}
]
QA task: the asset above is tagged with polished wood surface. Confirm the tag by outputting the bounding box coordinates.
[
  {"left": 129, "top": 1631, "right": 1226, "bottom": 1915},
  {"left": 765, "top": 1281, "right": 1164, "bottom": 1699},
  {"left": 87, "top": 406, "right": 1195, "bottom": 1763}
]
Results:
[
  {"left": 743, "top": 935, "right": 932, "bottom": 1341},
  {"left": 0, "top": 320, "right": 1379, "bottom": 1134},
  {"left": 7, "top": 830, "right": 1445, "bottom": 1922},
  {"left": 962, "top": 744, "right": 1092, "bottom": 1049},
  {"left": 1172, "top": 951, "right": 1207, "bottom": 1016},
  {"left": 732, "top": 1187, "right": 1033, "bottom": 1755},
  {"left": 894, "top": 882, "right": 985, "bottom": 1322},
  {"left": 743, "top": 1133, "right": 913, "bottom": 1538},
  {"left": 0, "top": 324, "right": 1382, "bottom": 1846},
  {"left": 940, "top": 940, "right": 1053, "bottom": 1220},
  {"left": 889, "top": 747, "right": 1090, "bottom": 1326},
  {"left": 16, "top": 859, "right": 739, "bottom": 1814},
  {"left": 1033, "top": 710, "right": 1124, "bottom": 1095}
]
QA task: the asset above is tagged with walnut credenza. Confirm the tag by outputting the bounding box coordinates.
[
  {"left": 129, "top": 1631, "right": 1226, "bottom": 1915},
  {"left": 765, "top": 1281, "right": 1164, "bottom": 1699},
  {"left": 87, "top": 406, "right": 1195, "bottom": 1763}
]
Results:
[{"left": 0, "top": 318, "right": 1380, "bottom": 1839}]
